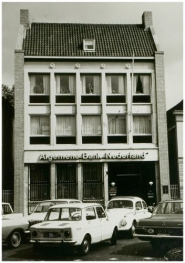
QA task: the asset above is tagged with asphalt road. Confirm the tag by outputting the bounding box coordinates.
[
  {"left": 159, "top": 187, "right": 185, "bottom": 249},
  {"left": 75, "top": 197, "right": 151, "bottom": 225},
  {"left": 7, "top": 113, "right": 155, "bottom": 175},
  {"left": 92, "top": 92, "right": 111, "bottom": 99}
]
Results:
[{"left": 2, "top": 235, "right": 166, "bottom": 261}]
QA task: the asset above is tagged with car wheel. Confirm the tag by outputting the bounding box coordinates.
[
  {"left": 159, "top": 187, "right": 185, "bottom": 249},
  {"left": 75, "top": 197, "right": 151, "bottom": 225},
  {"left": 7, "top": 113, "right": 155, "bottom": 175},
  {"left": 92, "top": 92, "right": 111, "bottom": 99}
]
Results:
[
  {"left": 80, "top": 235, "right": 91, "bottom": 255},
  {"left": 111, "top": 228, "right": 117, "bottom": 245},
  {"left": 8, "top": 230, "right": 22, "bottom": 248},
  {"left": 128, "top": 221, "right": 136, "bottom": 238}
]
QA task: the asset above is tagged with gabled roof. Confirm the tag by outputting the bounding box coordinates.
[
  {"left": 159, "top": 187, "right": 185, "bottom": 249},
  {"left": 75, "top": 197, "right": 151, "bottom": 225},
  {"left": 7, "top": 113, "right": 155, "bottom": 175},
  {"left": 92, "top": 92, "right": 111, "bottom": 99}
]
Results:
[{"left": 23, "top": 23, "right": 157, "bottom": 57}]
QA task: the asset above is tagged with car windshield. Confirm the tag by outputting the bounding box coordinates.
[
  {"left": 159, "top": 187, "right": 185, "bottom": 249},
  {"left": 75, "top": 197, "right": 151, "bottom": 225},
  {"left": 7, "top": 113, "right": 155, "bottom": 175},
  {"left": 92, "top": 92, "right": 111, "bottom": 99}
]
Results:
[
  {"left": 44, "top": 207, "right": 82, "bottom": 221},
  {"left": 107, "top": 200, "right": 133, "bottom": 209},
  {"left": 154, "top": 202, "right": 183, "bottom": 214},
  {"left": 34, "top": 201, "right": 68, "bottom": 213}
]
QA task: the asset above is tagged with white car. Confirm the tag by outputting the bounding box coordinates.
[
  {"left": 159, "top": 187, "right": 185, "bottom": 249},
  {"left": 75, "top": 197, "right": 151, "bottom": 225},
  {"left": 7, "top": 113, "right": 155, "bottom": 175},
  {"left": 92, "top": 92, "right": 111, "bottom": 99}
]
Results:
[
  {"left": 105, "top": 196, "right": 152, "bottom": 237},
  {"left": 25, "top": 199, "right": 82, "bottom": 228},
  {"left": 30, "top": 203, "right": 118, "bottom": 255},
  {"left": 2, "top": 203, "right": 29, "bottom": 248}
]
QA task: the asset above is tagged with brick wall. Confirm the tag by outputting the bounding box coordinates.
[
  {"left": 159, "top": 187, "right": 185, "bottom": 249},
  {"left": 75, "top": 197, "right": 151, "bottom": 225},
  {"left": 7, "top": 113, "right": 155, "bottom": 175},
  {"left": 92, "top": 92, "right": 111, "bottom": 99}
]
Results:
[
  {"left": 155, "top": 51, "right": 170, "bottom": 200},
  {"left": 14, "top": 50, "right": 24, "bottom": 213}
]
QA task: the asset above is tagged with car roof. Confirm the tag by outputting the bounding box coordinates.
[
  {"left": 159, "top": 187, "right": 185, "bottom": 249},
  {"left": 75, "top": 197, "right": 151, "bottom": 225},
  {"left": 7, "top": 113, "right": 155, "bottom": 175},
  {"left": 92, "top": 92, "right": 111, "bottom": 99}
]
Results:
[
  {"left": 49, "top": 203, "right": 102, "bottom": 209},
  {"left": 36, "top": 199, "right": 82, "bottom": 204},
  {"left": 159, "top": 199, "right": 183, "bottom": 203},
  {"left": 109, "top": 196, "right": 143, "bottom": 201}
]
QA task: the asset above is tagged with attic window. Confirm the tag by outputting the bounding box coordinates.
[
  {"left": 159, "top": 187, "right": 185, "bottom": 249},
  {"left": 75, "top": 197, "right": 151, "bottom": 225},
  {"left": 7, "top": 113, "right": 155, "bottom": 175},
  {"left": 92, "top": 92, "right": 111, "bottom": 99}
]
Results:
[{"left": 83, "top": 39, "right": 95, "bottom": 51}]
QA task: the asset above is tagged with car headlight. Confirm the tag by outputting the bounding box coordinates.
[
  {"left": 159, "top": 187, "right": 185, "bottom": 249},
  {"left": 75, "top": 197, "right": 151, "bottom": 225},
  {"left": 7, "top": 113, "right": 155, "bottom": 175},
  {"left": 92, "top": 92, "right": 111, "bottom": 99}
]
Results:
[
  {"left": 32, "top": 230, "right": 38, "bottom": 237},
  {"left": 64, "top": 230, "right": 71, "bottom": 238},
  {"left": 120, "top": 218, "right": 127, "bottom": 226},
  {"left": 148, "top": 229, "right": 154, "bottom": 234}
]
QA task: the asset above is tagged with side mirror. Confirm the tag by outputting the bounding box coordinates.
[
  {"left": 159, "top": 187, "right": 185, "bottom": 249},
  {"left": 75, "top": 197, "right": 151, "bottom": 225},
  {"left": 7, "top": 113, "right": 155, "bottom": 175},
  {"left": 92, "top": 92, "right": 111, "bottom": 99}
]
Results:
[{"left": 148, "top": 206, "right": 154, "bottom": 213}]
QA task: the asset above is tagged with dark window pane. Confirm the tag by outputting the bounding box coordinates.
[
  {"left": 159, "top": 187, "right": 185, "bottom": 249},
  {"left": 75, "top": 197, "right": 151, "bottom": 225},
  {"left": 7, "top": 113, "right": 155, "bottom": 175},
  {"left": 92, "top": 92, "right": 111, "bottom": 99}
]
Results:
[
  {"left": 81, "top": 96, "right": 101, "bottom": 103},
  {"left": 30, "top": 95, "right": 50, "bottom": 103},
  {"left": 106, "top": 96, "right": 126, "bottom": 103},
  {"left": 30, "top": 137, "right": 50, "bottom": 144},
  {"left": 56, "top": 96, "right": 75, "bottom": 103},
  {"left": 56, "top": 136, "right": 76, "bottom": 144},
  {"left": 133, "top": 95, "right": 150, "bottom": 103},
  {"left": 82, "top": 136, "right": 102, "bottom": 144},
  {"left": 108, "top": 136, "right": 127, "bottom": 144},
  {"left": 133, "top": 136, "right": 152, "bottom": 143}
]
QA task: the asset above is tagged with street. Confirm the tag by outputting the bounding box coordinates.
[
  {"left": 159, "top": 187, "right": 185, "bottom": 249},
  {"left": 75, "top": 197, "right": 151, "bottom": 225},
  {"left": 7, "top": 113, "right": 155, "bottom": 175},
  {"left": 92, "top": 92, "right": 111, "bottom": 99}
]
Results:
[{"left": 2, "top": 235, "right": 165, "bottom": 261}]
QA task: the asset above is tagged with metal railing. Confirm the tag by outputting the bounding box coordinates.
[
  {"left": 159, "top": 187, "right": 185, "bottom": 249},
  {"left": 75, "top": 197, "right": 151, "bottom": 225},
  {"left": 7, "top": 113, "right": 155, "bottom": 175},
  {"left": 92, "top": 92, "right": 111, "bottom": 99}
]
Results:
[{"left": 170, "top": 185, "right": 179, "bottom": 199}]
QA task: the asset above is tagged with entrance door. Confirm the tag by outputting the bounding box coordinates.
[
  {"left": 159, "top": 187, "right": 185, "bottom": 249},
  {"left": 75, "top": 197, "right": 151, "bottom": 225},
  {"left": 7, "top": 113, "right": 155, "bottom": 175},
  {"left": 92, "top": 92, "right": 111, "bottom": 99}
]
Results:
[{"left": 116, "top": 174, "right": 142, "bottom": 196}]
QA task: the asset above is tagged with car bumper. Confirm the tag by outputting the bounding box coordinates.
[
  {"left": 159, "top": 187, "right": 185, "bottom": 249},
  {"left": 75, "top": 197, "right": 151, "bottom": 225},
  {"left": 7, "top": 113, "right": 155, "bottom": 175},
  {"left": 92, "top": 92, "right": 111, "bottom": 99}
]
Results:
[
  {"left": 30, "top": 239, "right": 77, "bottom": 245},
  {"left": 134, "top": 233, "right": 183, "bottom": 240}
]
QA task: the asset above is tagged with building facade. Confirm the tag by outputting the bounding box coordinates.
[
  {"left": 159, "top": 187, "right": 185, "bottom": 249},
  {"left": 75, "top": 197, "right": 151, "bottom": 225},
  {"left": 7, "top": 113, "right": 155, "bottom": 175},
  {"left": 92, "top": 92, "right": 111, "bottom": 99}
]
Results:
[
  {"left": 14, "top": 10, "right": 170, "bottom": 215},
  {"left": 167, "top": 100, "right": 183, "bottom": 199}
]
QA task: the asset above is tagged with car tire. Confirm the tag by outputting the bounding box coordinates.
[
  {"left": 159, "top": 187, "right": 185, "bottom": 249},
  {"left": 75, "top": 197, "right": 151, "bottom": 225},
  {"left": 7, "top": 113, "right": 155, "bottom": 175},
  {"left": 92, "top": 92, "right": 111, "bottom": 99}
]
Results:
[
  {"left": 110, "top": 228, "right": 117, "bottom": 245},
  {"left": 80, "top": 235, "right": 91, "bottom": 255},
  {"left": 8, "top": 230, "right": 22, "bottom": 248},
  {"left": 128, "top": 221, "right": 136, "bottom": 238}
]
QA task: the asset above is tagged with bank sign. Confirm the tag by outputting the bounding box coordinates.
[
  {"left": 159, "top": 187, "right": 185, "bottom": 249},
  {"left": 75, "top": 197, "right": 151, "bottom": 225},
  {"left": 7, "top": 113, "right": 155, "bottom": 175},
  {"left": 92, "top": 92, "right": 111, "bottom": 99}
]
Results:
[{"left": 39, "top": 152, "right": 148, "bottom": 162}]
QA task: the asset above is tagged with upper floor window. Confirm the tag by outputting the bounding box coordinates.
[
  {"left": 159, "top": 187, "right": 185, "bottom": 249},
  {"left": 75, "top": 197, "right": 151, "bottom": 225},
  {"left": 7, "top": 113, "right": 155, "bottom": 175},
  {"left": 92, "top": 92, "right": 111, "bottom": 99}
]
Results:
[
  {"left": 108, "top": 115, "right": 127, "bottom": 143},
  {"left": 82, "top": 115, "right": 102, "bottom": 144},
  {"left": 132, "top": 74, "right": 151, "bottom": 103},
  {"left": 83, "top": 39, "right": 95, "bottom": 51},
  {"left": 55, "top": 74, "right": 76, "bottom": 103},
  {"left": 133, "top": 115, "right": 152, "bottom": 143},
  {"left": 81, "top": 74, "right": 101, "bottom": 103},
  {"left": 106, "top": 74, "right": 126, "bottom": 103},
  {"left": 30, "top": 115, "right": 50, "bottom": 144},
  {"left": 29, "top": 74, "right": 50, "bottom": 103},
  {"left": 56, "top": 115, "right": 76, "bottom": 144}
]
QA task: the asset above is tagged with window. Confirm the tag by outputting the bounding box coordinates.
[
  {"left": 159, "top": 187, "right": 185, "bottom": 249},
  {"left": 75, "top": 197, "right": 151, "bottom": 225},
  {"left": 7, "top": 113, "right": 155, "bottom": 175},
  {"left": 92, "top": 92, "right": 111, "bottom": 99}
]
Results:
[
  {"left": 83, "top": 39, "right": 95, "bottom": 51},
  {"left": 83, "top": 164, "right": 103, "bottom": 201},
  {"left": 132, "top": 74, "right": 151, "bottom": 103},
  {"left": 55, "top": 74, "right": 75, "bottom": 103},
  {"left": 81, "top": 74, "right": 101, "bottom": 103},
  {"left": 82, "top": 115, "right": 102, "bottom": 144},
  {"left": 57, "top": 164, "right": 77, "bottom": 199},
  {"left": 133, "top": 115, "right": 152, "bottom": 143},
  {"left": 30, "top": 115, "right": 50, "bottom": 144},
  {"left": 29, "top": 164, "right": 50, "bottom": 201},
  {"left": 106, "top": 74, "right": 126, "bottom": 103},
  {"left": 135, "top": 201, "right": 142, "bottom": 210},
  {"left": 142, "top": 201, "right": 147, "bottom": 209},
  {"left": 96, "top": 207, "right": 106, "bottom": 218},
  {"left": 56, "top": 116, "right": 76, "bottom": 144},
  {"left": 85, "top": 207, "right": 96, "bottom": 220},
  {"left": 108, "top": 115, "right": 127, "bottom": 143},
  {"left": 29, "top": 74, "right": 50, "bottom": 103}
]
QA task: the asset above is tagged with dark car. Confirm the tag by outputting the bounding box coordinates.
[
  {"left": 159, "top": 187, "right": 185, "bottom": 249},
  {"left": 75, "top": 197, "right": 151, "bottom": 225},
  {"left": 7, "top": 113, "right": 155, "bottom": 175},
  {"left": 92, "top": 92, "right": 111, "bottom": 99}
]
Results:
[
  {"left": 164, "top": 247, "right": 183, "bottom": 261},
  {"left": 134, "top": 199, "right": 183, "bottom": 250}
]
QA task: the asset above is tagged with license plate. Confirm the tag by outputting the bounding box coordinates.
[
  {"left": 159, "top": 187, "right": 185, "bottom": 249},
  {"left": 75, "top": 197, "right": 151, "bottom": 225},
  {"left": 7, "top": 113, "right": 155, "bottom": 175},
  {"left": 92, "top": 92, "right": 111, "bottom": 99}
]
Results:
[{"left": 44, "top": 232, "right": 58, "bottom": 238}]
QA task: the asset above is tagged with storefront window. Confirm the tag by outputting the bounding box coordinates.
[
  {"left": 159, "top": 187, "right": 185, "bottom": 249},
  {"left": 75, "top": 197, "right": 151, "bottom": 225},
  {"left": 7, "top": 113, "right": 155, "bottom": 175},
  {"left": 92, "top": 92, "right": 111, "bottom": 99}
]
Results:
[
  {"left": 83, "top": 164, "right": 103, "bottom": 201},
  {"left": 55, "top": 74, "right": 76, "bottom": 103},
  {"left": 29, "top": 74, "right": 50, "bottom": 103},
  {"left": 57, "top": 164, "right": 77, "bottom": 198},
  {"left": 133, "top": 115, "right": 152, "bottom": 143},
  {"left": 108, "top": 115, "right": 127, "bottom": 143},
  {"left": 29, "top": 164, "right": 50, "bottom": 201},
  {"left": 81, "top": 74, "right": 101, "bottom": 103},
  {"left": 30, "top": 115, "right": 50, "bottom": 144},
  {"left": 132, "top": 74, "right": 151, "bottom": 103},
  {"left": 56, "top": 115, "right": 76, "bottom": 144},
  {"left": 106, "top": 74, "right": 126, "bottom": 103},
  {"left": 82, "top": 115, "right": 102, "bottom": 144}
]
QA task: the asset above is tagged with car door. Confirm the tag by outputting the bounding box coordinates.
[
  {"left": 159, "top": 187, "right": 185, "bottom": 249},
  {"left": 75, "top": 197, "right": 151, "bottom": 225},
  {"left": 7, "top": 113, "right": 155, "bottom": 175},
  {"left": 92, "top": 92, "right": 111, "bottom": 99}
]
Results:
[
  {"left": 96, "top": 206, "right": 112, "bottom": 240},
  {"left": 85, "top": 207, "right": 101, "bottom": 243}
]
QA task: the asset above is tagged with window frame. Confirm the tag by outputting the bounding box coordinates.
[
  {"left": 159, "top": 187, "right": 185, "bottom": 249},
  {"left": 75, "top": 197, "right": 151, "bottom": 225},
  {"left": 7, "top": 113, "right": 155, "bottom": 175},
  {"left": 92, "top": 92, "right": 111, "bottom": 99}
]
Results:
[
  {"left": 30, "top": 115, "right": 50, "bottom": 144},
  {"left": 83, "top": 39, "right": 95, "bottom": 51},
  {"left": 106, "top": 74, "right": 126, "bottom": 103}
]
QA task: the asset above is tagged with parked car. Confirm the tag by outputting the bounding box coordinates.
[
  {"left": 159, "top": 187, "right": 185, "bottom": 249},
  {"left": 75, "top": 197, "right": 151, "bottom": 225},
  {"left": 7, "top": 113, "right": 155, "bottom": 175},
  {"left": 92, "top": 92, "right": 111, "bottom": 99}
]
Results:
[
  {"left": 30, "top": 203, "right": 118, "bottom": 255},
  {"left": 25, "top": 199, "right": 82, "bottom": 228},
  {"left": 2, "top": 203, "right": 29, "bottom": 248},
  {"left": 2, "top": 202, "right": 23, "bottom": 219},
  {"left": 134, "top": 199, "right": 183, "bottom": 250},
  {"left": 105, "top": 196, "right": 152, "bottom": 237}
]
